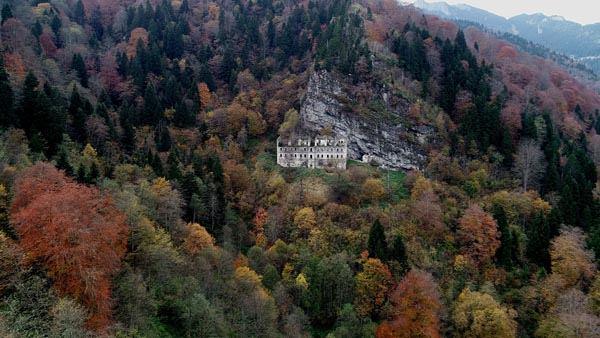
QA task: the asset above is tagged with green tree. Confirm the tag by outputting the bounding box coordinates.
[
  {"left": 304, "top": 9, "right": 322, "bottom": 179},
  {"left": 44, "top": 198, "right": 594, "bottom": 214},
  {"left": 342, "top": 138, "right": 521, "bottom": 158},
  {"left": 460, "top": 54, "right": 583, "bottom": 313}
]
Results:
[
  {"left": 156, "top": 125, "right": 171, "bottom": 152},
  {"left": 87, "top": 161, "right": 100, "bottom": 183},
  {"left": 0, "top": 57, "right": 15, "bottom": 127},
  {"left": 368, "top": 219, "right": 387, "bottom": 260},
  {"left": 262, "top": 264, "right": 280, "bottom": 290},
  {"left": 526, "top": 211, "right": 553, "bottom": 269},
  {"left": 114, "top": 268, "right": 157, "bottom": 332},
  {"left": 165, "top": 23, "right": 184, "bottom": 59},
  {"left": 19, "top": 72, "right": 40, "bottom": 132},
  {"left": 329, "top": 304, "right": 375, "bottom": 338},
  {"left": 0, "top": 274, "right": 56, "bottom": 336},
  {"left": 166, "top": 149, "right": 183, "bottom": 182},
  {"left": 303, "top": 254, "right": 354, "bottom": 326},
  {"left": 220, "top": 45, "right": 237, "bottom": 90},
  {"left": 50, "top": 298, "right": 91, "bottom": 337},
  {"left": 143, "top": 83, "right": 161, "bottom": 125},
  {"left": 198, "top": 64, "right": 216, "bottom": 91},
  {"left": 1, "top": 4, "right": 13, "bottom": 25},
  {"left": 493, "top": 205, "right": 514, "bottom": 268},
  {"left": 73, "top": 0, "right": 86, "bottom": 25},
  {"left": 90, "top": 6, "right": 103, "bottom": 40},
  {"left": 68, "top": 87, "right": 90, "bottom": 143},
  {"left": 389, "top": 234, "right": 409, "bottom": 273},
  {"left": 18, "top": 73, "right": 66, "bottom": 155},
  {"left": 71, "top": 53, "right": 89, "bottom": 88}
]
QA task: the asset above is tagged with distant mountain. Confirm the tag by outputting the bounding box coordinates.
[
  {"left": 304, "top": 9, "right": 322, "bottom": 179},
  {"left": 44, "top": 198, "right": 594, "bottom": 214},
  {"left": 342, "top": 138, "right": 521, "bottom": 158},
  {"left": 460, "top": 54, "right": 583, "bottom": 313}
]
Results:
[
  {"left": 412, "top": 0, "right": 600, "bottom": 73},
  {"left": 413, "top": 0, "right": 511, "bottom": 31}
]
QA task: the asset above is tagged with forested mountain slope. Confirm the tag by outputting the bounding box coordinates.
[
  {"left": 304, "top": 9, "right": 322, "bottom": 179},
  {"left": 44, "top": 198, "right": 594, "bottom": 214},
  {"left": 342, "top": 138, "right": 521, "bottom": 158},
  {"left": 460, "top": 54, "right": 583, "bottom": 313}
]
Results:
[
  {"left": 413, "top": 0, "right": 600, "bottom": 74},
  {"left": 0, "top": 0, "right": 599, "bottom": 337}
]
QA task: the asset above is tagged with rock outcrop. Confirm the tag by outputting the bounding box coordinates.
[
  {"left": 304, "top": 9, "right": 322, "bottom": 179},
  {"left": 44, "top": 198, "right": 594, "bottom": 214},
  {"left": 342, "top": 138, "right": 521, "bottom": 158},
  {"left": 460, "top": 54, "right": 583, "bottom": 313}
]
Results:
[{"left": 299, "top": 70, "right": 432, "bottom": 170}]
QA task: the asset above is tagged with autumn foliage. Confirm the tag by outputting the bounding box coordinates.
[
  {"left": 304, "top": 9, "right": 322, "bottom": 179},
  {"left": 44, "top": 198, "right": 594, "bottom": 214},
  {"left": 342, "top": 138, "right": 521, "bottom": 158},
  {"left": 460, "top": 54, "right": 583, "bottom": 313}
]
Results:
[
  {"left": 377, "top": 269, "right": 442, "bottom": 338},
  {"left": 355, "top": 257, "right": 393, "bottom": 318},
  {"left": 183, "top": 222, "right": 215, "bottom": 255},
  {"left": 457, "top": 204, "right": 500, "bottom": 266},
  {"left": 10, "top": 163, "right": 128, "bottom": 330}
]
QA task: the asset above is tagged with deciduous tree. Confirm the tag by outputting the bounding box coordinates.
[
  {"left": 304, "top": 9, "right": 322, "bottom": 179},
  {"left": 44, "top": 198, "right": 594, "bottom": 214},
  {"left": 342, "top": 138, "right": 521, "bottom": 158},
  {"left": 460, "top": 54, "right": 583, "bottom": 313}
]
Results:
[
  {"left": 294, "top": 207, "right": 317, "bottom": 234},
  {"left": 513, "top": 139, "right": 545, "bottom": 191},
  {"left": 453, "top": 289, "right": 517, "bottom": 338},
  {"left": 11, "top": 163, "right": 128, "bottom": 330},
  {"left": 183, "top": 223, "right": 215, "bottom": 255},
  {"left": 457, "top": 204, "right": 500, "bottom": 267},
  {"left": 355, "top": 258, "right": 393, "bottom": 318},
  {"left": 549, "top": 227, "right": 596, "bottom": 288},
  {"left": 362, "top": 178, "right": 386, "bottom": 202},
  {"left": 379, "top": 269, "right": 441, "bottom": 338}
]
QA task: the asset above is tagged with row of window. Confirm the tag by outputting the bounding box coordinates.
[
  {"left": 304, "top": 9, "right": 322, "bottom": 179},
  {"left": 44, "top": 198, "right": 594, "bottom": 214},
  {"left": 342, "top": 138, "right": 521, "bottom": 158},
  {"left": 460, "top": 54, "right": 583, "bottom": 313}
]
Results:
[
  {"left": 279, "top": 147, "right": 345, "bottom": 153},
  {"left": 280, "top": 153, "right": 345, "bottom": 159},
  {"left": 285, "top": 140, "right": 346, "bottom": 147}
]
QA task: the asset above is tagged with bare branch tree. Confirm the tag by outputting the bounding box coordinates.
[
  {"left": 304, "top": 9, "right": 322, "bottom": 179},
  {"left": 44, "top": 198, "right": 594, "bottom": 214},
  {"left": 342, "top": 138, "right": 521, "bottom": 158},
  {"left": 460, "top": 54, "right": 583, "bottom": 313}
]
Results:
[{"left": 513, "top": 139, "right": 545, "bottom": 191}]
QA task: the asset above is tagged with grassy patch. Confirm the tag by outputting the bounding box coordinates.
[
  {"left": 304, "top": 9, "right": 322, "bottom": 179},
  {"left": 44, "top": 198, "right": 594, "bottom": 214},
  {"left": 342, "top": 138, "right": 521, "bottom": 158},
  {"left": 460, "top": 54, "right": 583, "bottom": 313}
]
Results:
[{"left": 385, "top": 169, "right": 408, "bottom": 201}]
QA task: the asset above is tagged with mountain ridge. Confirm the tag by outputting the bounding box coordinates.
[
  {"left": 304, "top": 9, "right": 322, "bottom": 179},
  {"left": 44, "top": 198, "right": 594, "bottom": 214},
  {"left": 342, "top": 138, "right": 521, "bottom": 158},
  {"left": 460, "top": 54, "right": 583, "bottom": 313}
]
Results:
[{"left": 411, "top": 0, "right": 600, "bottom": 73}]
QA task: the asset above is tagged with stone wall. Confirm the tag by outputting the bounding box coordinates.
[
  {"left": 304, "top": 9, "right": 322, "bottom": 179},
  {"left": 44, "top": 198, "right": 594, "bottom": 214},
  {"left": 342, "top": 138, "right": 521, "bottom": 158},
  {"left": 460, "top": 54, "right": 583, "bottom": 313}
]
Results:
[
  {"left": 277, "top": 137, "right": 347, "bottom": 169},
  {"left": 299, "top": 70, "right": 433, "bottom": 170}
]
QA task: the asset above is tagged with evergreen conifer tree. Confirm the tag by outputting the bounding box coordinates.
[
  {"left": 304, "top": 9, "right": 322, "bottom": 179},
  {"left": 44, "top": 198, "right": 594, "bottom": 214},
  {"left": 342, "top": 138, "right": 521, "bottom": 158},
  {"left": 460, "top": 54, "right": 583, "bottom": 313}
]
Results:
[
  {"left": 73, "top": 0, "right": 86, "bottom": 25},
  {"left": 88, "top": 162, "right": 100, "bottom": 183},
  {"left": 71, "top": 54, "right": 89, "bottom": 88},
  {"left": 68, "top": 87, "right": 88, "bottom": 143},
  {"left": 0, "top": 57, "right": 15, "bottom": 128},
  {"left": 76, "top": 164, "right": 87, "bottom": 183},
  {"left": 166, "top": 149, "right": 183, "bottom": 182},
  {"left": 526, "top": 211, "right": 552, "bottom": 270},
  {"left": 20, "top": 72, "right": 40, "bottom": 133},
  {"left": 368, "top": 219, "right": 387, "bottom": 260},
  {"left": 390, "top": 234, "right": 408, "bottom": 273},
  {"left": 493, "top": 206, "right": 514, "bottom": 267},
  {"left": 1, "top": 4, "right": 13, "bottom": 24}
]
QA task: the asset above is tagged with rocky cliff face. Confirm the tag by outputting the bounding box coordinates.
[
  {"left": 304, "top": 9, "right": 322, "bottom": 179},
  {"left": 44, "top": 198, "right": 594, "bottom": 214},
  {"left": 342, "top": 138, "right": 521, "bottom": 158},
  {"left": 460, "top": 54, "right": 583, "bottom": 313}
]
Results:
[{"left": 299, "top": 70, "right": 432, "bottom": 170}]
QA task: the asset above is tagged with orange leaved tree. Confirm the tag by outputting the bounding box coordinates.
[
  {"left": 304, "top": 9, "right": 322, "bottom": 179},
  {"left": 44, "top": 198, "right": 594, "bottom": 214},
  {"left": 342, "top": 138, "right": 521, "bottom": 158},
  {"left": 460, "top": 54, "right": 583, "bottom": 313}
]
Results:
[
  {"left": 377, "top": 269, "right": 442, "bottom": 338},
  {"left": 11, "top": 163, "right": 128, "bottom": 330},
  {"left": 457, "top": 204, "right": 500, "bottom": 267}
]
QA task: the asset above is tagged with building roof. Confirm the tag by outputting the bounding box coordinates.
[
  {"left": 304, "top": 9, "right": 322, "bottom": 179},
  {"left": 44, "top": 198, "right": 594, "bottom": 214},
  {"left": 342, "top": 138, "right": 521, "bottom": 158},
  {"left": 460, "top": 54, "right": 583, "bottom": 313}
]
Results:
[{"left": 277, "top": 134, "right": 346, "bottom": 147}]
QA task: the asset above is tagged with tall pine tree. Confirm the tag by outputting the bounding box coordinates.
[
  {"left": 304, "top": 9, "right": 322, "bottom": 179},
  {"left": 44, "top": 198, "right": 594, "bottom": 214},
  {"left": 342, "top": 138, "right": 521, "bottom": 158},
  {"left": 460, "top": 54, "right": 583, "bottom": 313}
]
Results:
[
  {"left": 1, "top": 4, "right": 13, "bottom": 24},
  {"left": 71, "top": 53, "right": 89, "bottom": 88},
  {"left": 68, "top": 87, "right": 89, "bottom": 143},
  {"left": 0, "top": 57, "right": 14, "bottom": 128},
  {"left": 73, "top": 0, "right": 86, "bottom": 25},
  {"left": 368, "top": 219, "right": 387, "bottom": 260}
]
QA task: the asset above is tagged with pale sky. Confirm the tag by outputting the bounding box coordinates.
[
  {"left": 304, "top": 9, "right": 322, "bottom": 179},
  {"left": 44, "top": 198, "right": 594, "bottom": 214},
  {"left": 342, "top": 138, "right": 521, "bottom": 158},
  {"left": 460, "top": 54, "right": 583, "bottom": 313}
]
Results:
[{"left": 408, "top": 0, "right": 600, "bottom": 25}]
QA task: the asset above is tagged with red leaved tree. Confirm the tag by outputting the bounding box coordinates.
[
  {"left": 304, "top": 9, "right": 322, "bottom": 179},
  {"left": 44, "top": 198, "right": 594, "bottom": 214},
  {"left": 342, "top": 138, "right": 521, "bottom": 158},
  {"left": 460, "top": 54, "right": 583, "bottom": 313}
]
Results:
[{"left": 11, "top": 163, "right": 128, "bottom": 330}]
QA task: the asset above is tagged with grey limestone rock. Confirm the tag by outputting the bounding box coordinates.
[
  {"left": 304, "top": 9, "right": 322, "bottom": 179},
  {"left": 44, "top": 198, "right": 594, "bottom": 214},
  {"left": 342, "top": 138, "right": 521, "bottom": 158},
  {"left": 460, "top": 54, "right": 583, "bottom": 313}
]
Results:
[{"left": 299, "top": 70, "right": 432, "bottom": 170}]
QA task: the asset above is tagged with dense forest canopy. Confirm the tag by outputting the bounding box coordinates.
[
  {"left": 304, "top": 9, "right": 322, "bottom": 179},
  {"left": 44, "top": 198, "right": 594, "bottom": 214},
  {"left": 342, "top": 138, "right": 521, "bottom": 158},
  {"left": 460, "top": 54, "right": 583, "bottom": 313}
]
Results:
[{"left": 0, "top": 0, "right": 599, "bottom": 336}]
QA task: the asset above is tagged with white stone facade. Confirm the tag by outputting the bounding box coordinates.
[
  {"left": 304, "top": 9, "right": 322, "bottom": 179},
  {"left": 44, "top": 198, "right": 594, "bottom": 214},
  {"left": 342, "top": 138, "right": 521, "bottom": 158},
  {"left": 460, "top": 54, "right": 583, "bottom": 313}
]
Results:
[{"left": 277, "top": 136, "right": 347, "bottom": 170}]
